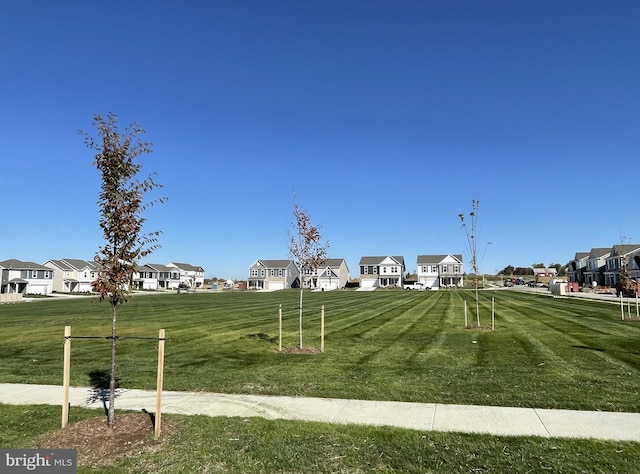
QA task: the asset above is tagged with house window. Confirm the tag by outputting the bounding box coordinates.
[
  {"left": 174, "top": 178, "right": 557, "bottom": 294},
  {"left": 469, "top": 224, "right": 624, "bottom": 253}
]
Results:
[
  {"left": 442, "top": 265, "right": 447, "bottom": 273},
  {"left": 432, "top": 266, "right": 438, "bottom": 272},
  {"left": 382, "top": 267, "right": 387, "bottom": 273},
  {"left": 260, "top": 270, "right": 265, "bottom": 277},
  {"left": 44, "top": 271, "right": 50, "bottom": 279},
  {"left": 392, "top": 266, "right": 398, "bottom": 273},
  {"left": 251, "top": 269, "right": 258, "bottom": 277},
  {"left": 454, "top": 265, "right": 459, "bottom": 273},
  {"left": 362, "top": 266, "right": 368, "bottom": 274},
  {"left": 373, "top": 267, "right": 378, "bottom": 274},
  {"left": 32, "top": 271, "right": 38, "bottom": 278}
]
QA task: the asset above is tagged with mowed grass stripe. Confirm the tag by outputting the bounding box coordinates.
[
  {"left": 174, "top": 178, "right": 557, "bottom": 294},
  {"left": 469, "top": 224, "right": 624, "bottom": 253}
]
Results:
[{"left": 2, "top": 290, "right": 640, "bottom": 410}]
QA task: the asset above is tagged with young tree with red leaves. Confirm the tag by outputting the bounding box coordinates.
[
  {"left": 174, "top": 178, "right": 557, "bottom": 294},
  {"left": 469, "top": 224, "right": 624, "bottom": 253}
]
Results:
[
  {"left": 81, "top": 113, "right": 166, "bottom": 426},
  {"left": 288, "top": 200, "right": 329, "bottom": 348}
]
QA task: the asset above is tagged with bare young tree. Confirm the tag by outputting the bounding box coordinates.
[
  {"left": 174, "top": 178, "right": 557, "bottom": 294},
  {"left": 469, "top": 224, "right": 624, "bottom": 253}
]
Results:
[
  {"left": 459, "top": 199, "right": 482, "bottom": 327},
  {"left": 81, "top": 113, "right": 166, "bottom": 426},
  {"left": 288, "top": 200, "right": 329, "bottom": 348}
]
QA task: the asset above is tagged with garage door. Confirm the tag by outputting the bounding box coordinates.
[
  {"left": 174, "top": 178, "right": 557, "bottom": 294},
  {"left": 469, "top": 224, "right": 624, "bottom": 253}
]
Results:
[{"left": 268, "top": 281, "right": 285, "bottom": 290}]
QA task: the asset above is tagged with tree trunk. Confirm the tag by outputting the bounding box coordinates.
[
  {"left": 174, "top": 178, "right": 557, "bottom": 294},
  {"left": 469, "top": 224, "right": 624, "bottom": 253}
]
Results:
[
  {"left": 108, "top": 301, "right": 117, "bottom": 426},
  {"left": 298, "top": 284, "right": 304, "bottom": 348}
]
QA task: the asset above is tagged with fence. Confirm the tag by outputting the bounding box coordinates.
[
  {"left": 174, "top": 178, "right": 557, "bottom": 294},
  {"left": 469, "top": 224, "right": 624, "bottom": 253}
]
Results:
[{"left": 0, "top": 293, "right": 23, "bottom": 303}]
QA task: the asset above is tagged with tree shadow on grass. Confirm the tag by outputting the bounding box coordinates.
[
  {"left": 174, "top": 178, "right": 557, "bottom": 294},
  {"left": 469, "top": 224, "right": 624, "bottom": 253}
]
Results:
[{"left": 86, "top": 369, "right": 121, "bottom": 417}]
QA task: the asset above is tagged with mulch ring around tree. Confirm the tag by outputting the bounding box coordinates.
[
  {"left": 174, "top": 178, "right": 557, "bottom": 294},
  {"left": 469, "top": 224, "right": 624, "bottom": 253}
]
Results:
[
  {"left": 35, "top": 413, "right": 176, "bottom": 469},
  {"left": 280, "top": 346, "right": 323, "bottom": 354}
]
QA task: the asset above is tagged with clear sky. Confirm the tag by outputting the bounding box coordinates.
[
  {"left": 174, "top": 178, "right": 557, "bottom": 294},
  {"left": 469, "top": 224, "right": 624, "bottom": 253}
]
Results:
[{"left": 1, "top": 1, "right": 639, "bottom": 280}]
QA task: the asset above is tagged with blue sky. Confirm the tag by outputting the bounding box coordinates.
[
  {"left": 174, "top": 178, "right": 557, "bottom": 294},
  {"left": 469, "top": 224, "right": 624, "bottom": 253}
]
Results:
[{"left": 1, "top": 1, "right": 639, "bottom": 279}]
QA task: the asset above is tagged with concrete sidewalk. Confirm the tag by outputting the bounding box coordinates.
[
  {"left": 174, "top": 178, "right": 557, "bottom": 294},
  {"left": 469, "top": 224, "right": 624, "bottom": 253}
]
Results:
[{"left": 2, "top": 384, "right": 640, "bottom": 442}]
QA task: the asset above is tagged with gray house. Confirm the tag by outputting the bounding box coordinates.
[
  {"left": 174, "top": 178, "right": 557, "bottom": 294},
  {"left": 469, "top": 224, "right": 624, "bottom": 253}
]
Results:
[{"left": 248, "top": 260, "right": 300, "bottom": 290}]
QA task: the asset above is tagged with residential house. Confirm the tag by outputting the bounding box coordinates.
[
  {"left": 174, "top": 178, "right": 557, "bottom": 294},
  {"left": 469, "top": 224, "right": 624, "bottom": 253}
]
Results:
[
  {"left": 247, "top": 260, "right": 299, "bottom": 290},
  {"left": 583, "top": 248, "right": 611, "bottom": 286},
  {"left": 567, "top": 252, "right": 589, "bottom": 285},
  {"left": 0, "top": 259, "right": 54, "bottom": 295},
  {"left": 628, "top": 250, "right": 640, "bottom": 283},
  {"left": 416, "top": 254, "right": 464, "bottom": 290},
  {"left": 302, "top": 258, "right": 350, "bottom": 290},
  {"left": 167, "top": 262, "right": 205, "bottom": 288},
  {"left": 44, "top": 258, "right": 101, "bottom": 293},
  {"left": 144, "top": 264, "right": 181, "bottom": 289},
  {"left": 133, "top": 264, "right": 160, "bottom": 290},
  {"left": 603, "top": 244, "right": 640, "bottom": 287},
  {"left": 358, "top": 256, "right": 405, "bottom": 288}
]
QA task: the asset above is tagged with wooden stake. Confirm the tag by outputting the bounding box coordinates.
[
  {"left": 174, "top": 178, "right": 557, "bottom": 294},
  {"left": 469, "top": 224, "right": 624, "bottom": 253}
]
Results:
[
  {"left": 621, "top": 294, "right": 624, "bottom": 320},
  {"left": 62, "top": 326, "right": 71, "bottom": 429},
  {"left": 155, "top": 329, "right": 165, "bottom": 438},
  {"left": 464, "top": 299, "right": 468, "bottom": 327},
  {"left": 491, "top": 297, "right": 495, "bottom": 330},
  {"left": 321, "top": 305, "right": 325, "bottom": 353},
  {"left": 278, "top": 304, "right": 283, "bottom": 351}
]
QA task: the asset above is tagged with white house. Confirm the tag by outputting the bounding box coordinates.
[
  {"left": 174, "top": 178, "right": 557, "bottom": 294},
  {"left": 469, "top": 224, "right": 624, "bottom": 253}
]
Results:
[
  {"left": 416, "top": 254, "right": 464, "bottom": 290},
  {"left": 358, "top": 256, "right": 405, "bottom": 288},
  {"left": 144, "top": 264, "right": 181, "bottom": 289},
  {"left": 132, "top": 264, "right": 160, "bottom": 290},
  {"left": 248, "top": 260, "right": 300, "bottom": 290},
  {"left": 0, "top": 259, "right": 54, "bottom": 295},
  {"left": 167, "top": 262, "right": 205, "bottom": 288}
]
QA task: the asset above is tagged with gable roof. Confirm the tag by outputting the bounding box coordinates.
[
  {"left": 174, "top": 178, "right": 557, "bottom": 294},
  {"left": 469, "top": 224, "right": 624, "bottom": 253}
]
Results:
[
  {"left": 145, "top": 263, "right": 176, "bottom": 273},
  {"left": 573, "top": 252, "right": 590, "bottom": 260},
  {"left": 251, "top": 259, "right": 294, "bottom": 269},
  {"left": 610, "top": 244, "right": 640, "bottom": 257},
  {"left": 417, "top": 254, "right": 463, "bottom": 265},
  {"left": 168, "top": 262, "right": 205, "bottom": 272},
  {"left": 588, "top": 248, "right": 611, "bottom": 259},
  {"left": 45, "top": 259, "right": 74, "bottom": 271},
  {"left": 0, "top": 259, "right": 50, "bottom": 270},
  {"left": 358, "top": 256, "right": 404, "bottom": 266}
]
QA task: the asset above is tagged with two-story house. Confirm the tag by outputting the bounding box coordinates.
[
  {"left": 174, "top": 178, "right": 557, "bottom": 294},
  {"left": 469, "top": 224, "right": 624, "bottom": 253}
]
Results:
[
  {"left": 167, "top": 262, "right": 205, "bottom": 288},
  {"left": 44, "top": 258, "right": 101, "bottom": 293},
  {"left": 133, "top": 264, "right": 160, "bottom": 290},
  {"left": 416, "top": 254, "right": 464, "bottom": 290},
  {"left": 583, "top": 248, "right": 611, "bottom": 286},
  {"left": 248, "top": 260, "right": 300, "bottom": 290},
  {"left": 0, "top": 259, "right": 54, "bottom": 295},
  {"left": 358, "top": 256, "right": 405, "bottom": 288},
  {"left": 145, "top": 264, "right": 181, "bottom": 290},
  {"left": 301, "top": 258, "right": 350, "bottom": 290},
  {"left": 567, "top": 252, "right": 589, "bottom": 285},
  {"left": 603, "top": 244, "right": 640, "bottom": 287}
]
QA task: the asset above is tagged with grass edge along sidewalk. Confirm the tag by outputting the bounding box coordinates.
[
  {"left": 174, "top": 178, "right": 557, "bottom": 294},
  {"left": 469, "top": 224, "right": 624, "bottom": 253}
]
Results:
[
  {"left": 2, "top": 383, "right": 640, "bottom": 442},
  {"left": 2, "top": 404, "right": 640, "bottom": 474}
]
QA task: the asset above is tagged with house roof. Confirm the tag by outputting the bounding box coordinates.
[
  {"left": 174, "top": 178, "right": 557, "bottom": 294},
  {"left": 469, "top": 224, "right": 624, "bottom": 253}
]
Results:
[
  {"left": 61, "top": 259, "right": 94, "bottom": 270},
  {"left": 45, "top": 259, "right": 74, "bottom": 271},
  {"left": 589, "top": 248, "right": 611, "bottom": 259},
  {"left": 358, "top": 256, "right": 405, "bottom": 266},
  {"left": 251, "top": 259, "right": 294, "bottom": 269},
  {"left": 0, "top": 259, "right": 50, "bottom": 271},
  {"left": 145, "top": 263, "right": 176, "bottom": 272},
  {"left": 417, "top": 254, "right": 463, "bottom": 264},
  {"left": 610, "top": 244, "right": 640, "bottom": 257},
  {"left": 573, "top": 252, "right": 590, "bottom": 260},
  {"left": 168, "top": 262, "right": 205, "bottom": 272}
]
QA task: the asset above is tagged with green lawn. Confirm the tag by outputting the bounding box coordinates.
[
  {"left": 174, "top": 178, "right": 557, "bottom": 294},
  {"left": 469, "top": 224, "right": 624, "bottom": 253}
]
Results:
[
  {"left": 1, "top": 289, "right": 639, "bottom": 411},
  {"left": 2, "top": 404, "right": 639, "bottom": 474}
]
